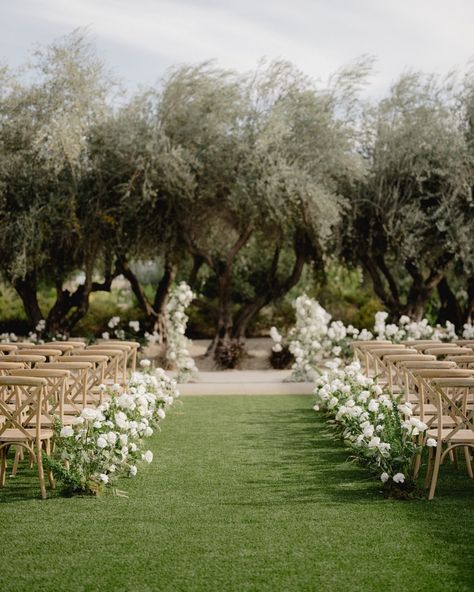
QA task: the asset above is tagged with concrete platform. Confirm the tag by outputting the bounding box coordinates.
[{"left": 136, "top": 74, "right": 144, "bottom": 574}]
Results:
[{"left": 173, "top": 370, "right": 315, "bottom": 396}]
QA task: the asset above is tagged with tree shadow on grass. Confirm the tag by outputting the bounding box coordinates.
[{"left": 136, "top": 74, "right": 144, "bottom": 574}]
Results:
[
  {"left": 237, "top": 405, "right": 474, "bottom": 506},
  {"left": 236, "top": 406, "right": 381, "bottom": 506},
  {"left": 234, "top": 402, "right": 474, "bottom": 590}
]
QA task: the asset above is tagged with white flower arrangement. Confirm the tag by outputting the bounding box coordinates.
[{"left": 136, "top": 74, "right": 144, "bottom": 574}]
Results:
[
  {"left": 271, "top": 297, "right": 463, "bottom": 382},
  {"left": 47, "top": 362, "right": 180, "bottom": 496},
  {"left": 272, "top": 296, "right": 373, "bottom": 381},
  {"left": 313, "top": 359, "right": 429, "bottom": 496},
  {"left": 165, "top": 282, "right": 198, "bottom": 383}
]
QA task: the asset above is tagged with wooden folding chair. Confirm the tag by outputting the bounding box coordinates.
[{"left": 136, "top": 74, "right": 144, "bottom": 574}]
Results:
[
  {"left": 445, "top": 355, "right": 474, "bottom": 368},
  {"left": 351, "top": 340, "right": 392, "bottom": 365},
  {"left": 0, "top": 361, "right": 25, "bottom": 377},
  {"left": 424, "top": 377, "right": 474, "bottom": 499},
  {"left": 86, "top": 345, "right": 130, "bottom": 385},
  {"left": 411, "top": 342, "right": 459, "bottom": 353},
  {"left": 80, "top": 348, "right": 123, "bottom": 385},
  {"left": 404, "top": 340, "right": 442, "bottom": 347},
  {"left": 97, "top": 340, "right": 139, "bottom": 374},
  {"left": 454, "top": 340, "right": 474, "bottom": 348},
  {"left": 10, "top": 368, "right": 71, "bottom": 425},
  {"left": 382, "top": 354, "right": 436, "bottom": 395},
  {"left": 41, "top": 342, "right": 77, "bottom": 354},
  {"left": 37, "top": 362, "right": 92, "bottom": 413},
  {"left": 0, "top": 345, "right": 18, "bottom": 355},
  {"left": 0, "top": 376, "right": 54, "bottom": 499},
  {"left": 352, "top": 342, "right": 407, "bottom": 376},
  {"left": 14, "top": 348, "right": 63, "bottom": 362},
  {"left": 12, "top": 342, "right": 39, "bottom": 350},
  {"left": 55, "top": 356, "right": 107, "bottom": 404},
  {"left": 424, "top": 346, "right": 473, "bottom": 358},
  {"left": 6, "top": 354, "right": 47, "bottom": 368},
  {"left": 367, "top": 347, "right": 418, "bottom": 383}
]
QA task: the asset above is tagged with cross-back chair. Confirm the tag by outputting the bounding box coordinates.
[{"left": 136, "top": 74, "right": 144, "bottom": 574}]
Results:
[{"left": 0, "top": 376, "right": 54, "bottom": 499}]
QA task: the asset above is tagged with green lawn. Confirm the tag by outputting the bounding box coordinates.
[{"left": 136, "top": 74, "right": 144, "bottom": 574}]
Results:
[{"left": 1, "top": 395, "right": 473, "bottom": 592}]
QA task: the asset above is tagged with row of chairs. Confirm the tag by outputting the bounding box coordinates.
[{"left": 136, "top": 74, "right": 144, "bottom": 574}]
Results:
[
  {"left": 0, "top": 339, "right": 140, "bottom": 498},
  {"left": 352, "top": 339, "right": 474, "bottom": 499}
]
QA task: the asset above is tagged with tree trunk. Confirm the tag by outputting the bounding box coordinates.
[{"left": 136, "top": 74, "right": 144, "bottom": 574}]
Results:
[
  {"left": 12, "top": 271, "right": 43, "bottom": 328},
  {"left": 436, "top": 277, "right": 463, "bottom": 329},
  {"left": 213, "top": 262, "right": 233, "bottom": 352},
  {"left": 464, "top": 276, "right": 474, "bottom": 324}
]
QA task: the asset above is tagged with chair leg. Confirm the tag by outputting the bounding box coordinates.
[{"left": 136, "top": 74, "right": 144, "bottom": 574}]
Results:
[
  {"left": 36, "top": 445, "right": 47, "bottom": 500},
  {"left": 0, "top": 447, "right": 7, "bottom": 487},
  {"left": 44, "top": 440, "right": 55, "bottom": 489},
  {"left": 464, "top": 447, "right": 473, "bottom": 479},
  {"left": 428, "top": 444, "right": 443, "bottom": 500},
  {"left": 413, "top": 451, "right": 422, "bottom": 479},
  {"left": 424, "top": 447, "right": 434, "bottom": 488},
  {"left": 11, "top": 447, "right": 22, "bottom": 476}
]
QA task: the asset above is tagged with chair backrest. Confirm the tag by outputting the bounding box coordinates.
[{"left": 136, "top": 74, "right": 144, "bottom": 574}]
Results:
[
  {"left": 13, "top": 348, "right": 63, "bottom": 361},
  {"left": 404, "top": 340, "right": 442, "bottom": 347},
  {"left": 6, "top": 354, "right": 47, "bottom": 368},
  {"left": 0, "top": 361, "right": 25, "bottom": 374},
  {"left": 429, "top": 378, "right": 474, "bottom": 442},
  {"left": 37, "top": 361, "right": 92, "bottom": 409},
  {"left": 367, "top": 347, "right": 418, "bottom": 380},
  {"left": 55, "top": 356, "right": 106, "bottom": 392},
  {"left": 445, "top": 355, "right": 474, "bottom": 368},
  {"left": 12, "top": 342, "right": 37, "bottom": 350},
  {"left": 412, "top": 343, "right": 459, "bottom": 353},
  {"left": 97, "top": 340, "right": 139, "bottom": 373},
  {"left": 10, "top": 368, "right": 71, "bottom": 420},
  {"left": 383, "top": 354, "right": 436, "bottom": 394},
  {"left": 0, "top": 376, "right": 47, "bottom": 440},
  {"left": 0, "top": 344, "right": 18, "bottom": 355},
  {"left": 41, "top": 342, "right": 77, "bottom": 353},
  {"left": 424, "top": 347, "right": 473, "bottom": 357}
]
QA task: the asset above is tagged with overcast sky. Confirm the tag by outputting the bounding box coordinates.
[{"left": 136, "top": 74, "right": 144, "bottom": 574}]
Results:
[{"left": 2, "top": 0, "right": 473, "bottom": 95}]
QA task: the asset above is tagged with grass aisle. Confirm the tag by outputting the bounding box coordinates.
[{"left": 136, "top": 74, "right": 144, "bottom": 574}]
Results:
[{"left": 1, "top": 395, "right": 473, "bottom": 592}]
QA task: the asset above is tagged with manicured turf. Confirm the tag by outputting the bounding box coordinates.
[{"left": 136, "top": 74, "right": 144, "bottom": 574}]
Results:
[{"left": 1, "top": 395, "right": 473, "bottom": 592}]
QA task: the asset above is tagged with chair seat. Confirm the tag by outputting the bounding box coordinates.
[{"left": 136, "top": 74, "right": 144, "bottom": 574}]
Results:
[
  {"left": 426, "top": 428, "right": 474, "bottom": 443},
  {"left": 0, "top": 428, "right": 54, "bottom": 441}
]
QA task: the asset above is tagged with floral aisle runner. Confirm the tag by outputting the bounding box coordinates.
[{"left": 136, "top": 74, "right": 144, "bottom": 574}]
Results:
[{"left": 47, "top": 361, "right": 179, "bottom": 496}]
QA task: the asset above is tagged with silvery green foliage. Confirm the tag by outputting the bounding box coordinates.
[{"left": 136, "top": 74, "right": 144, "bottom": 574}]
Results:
[
  {"left": 50, "top": 364, "right": 179, "bottom": 495},
  {"left": 165, "top": 282, "right": 198, "bottom": 383},
  {"left": 0, "top": 30, "right": 111, "bottom": 281},
  {"left": 313, "top": 360, "right": 429, "bottom": 493}
]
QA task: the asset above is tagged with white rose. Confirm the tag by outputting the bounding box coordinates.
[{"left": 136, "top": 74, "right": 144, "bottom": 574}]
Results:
[
  {"left": 380, "top": 472, "right": 389, "bottom": 483},
  {"left": 393, "top": 473, "right": 405, "bottom": 484},
  {"left": 81, "top": 408, "right": 98, "bottom": 421},
  {"left": 426, "top": 438, "right": 437, "bottom": 447},
  {"left": 99, "top": 473, "right": 109, "bottom": 484},
  {"left": 157, "top": 408, "right": 166, "bottom": 420},
  {"left": 142, "top": 450, "right": 153, "bottom": 463},
  {"left": 129, "top": 466, "right": 137, "bottom": 477},
  {"left": 60, "top": 426, "right": 74, "bottom": 438},
  {"left": 96, "top": 436, "right": 108, "bottom": 449}
]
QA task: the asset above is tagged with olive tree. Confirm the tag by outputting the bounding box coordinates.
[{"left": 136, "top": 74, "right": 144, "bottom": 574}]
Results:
[
  {"left": 341, "top": 71, "right": 474, "bottom": 322},
  {"left": 0, "top": 31, "right": 113, "bottom": 333},
  {"left": 158, "top": 60, "right": 369, "bottom": 362}
]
